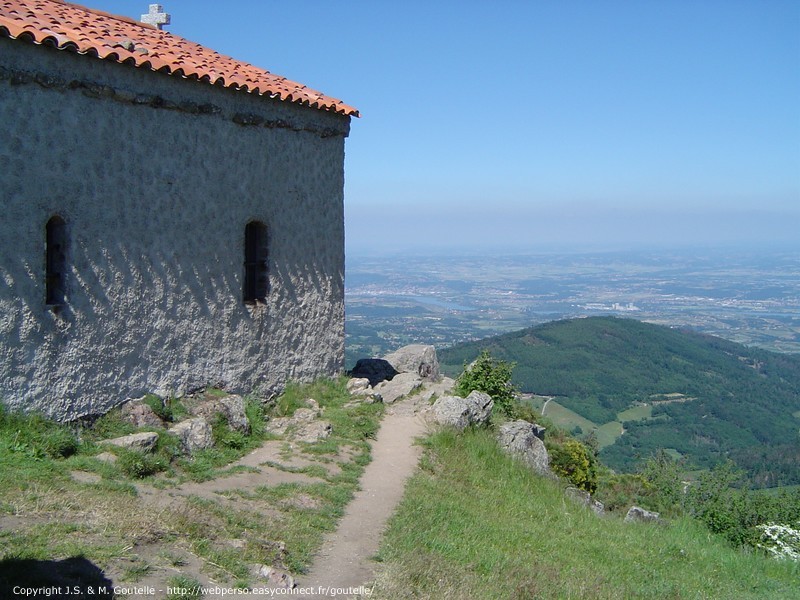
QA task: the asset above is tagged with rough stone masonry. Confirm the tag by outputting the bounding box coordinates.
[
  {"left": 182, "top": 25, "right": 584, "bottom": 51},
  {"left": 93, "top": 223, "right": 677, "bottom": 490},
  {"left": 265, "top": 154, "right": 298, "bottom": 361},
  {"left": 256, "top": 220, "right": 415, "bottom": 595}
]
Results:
[{"left": 0, "top": 4, "right": 354, "bottom": 420}]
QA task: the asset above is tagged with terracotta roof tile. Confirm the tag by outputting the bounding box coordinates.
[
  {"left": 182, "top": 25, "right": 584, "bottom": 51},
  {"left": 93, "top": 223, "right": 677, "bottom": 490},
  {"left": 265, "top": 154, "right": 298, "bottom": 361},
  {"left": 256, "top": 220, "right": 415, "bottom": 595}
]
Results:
[{"left": 0, "top": 0, "right": 359, "bottom": 117}]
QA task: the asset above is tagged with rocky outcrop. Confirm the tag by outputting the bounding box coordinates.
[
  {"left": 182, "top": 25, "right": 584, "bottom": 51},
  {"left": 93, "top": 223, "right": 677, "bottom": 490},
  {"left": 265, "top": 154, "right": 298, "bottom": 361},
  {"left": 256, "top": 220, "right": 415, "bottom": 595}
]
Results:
[
  {"left": 350, "top": 344, "right": 441, "bottom": 388},
  {"left": 169, "top": 417, "right": 214, "bottom": 453},
  {"left": 624, "top": 506, "right": 663, "bottom": 524},
  {"left": 496, "top": 420, "right": 551, "bottom": 476},
  {"left": 565, "top": 486, "right": 605, "bottom": 516},
  {"left": 384, "top": 344, "right": 440, "bottom": 380},
  {"left": 101, "top": 431, "right": 159, "bottom": 453},
  {"left": 430, "top": 391, "right": 493, "bottom": 430}
]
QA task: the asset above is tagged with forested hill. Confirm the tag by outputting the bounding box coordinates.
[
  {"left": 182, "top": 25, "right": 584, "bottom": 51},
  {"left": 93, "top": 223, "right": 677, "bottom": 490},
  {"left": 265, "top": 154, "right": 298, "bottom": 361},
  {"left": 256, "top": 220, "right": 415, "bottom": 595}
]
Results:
[{"left": 439, "top": 316, "right": 800, "bottom": 486}]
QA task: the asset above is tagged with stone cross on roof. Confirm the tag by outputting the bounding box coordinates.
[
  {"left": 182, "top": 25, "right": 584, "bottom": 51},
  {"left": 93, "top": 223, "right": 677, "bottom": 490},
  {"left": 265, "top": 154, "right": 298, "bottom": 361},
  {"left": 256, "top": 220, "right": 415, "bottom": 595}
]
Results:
[{"left": 141, "top": 4, "right": 170, "bottom": 30}]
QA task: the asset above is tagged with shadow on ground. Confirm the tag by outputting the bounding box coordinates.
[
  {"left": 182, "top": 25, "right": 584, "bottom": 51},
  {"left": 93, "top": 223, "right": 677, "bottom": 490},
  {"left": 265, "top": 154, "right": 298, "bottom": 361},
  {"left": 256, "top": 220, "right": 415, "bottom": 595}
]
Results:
[{"left": 0, "top": 557, "right": 114, "bottom": 599}]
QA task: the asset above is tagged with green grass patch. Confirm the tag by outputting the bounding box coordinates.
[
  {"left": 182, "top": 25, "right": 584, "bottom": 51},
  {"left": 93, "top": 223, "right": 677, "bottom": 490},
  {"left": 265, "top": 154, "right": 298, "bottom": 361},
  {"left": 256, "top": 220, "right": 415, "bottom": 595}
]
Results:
[
  {"left": 374, "top": 428, "right": 800, "bottom": 599},
  {"left": 617, "top": 404, "right": 653, "bottom": 422},
  {"left": 596, "top": 421, "right": 624, "bottom": 448},
  {"left": 540, "top": 400, "right": 597, "bottom": 433}
]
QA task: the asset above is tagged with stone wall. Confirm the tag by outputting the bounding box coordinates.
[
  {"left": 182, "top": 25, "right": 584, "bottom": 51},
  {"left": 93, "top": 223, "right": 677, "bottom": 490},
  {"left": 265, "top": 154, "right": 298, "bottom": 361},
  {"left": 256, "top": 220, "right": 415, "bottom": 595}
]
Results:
[{"left": 0, "top": 37, "right": 350, "bottom": 420}]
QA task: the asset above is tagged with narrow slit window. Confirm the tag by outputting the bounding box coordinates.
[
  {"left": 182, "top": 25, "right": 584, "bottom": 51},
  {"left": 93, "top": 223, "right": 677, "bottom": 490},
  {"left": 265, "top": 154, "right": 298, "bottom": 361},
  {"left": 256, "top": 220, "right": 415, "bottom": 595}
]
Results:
[
  {"left": 45, "top": 215, "right": 67, "bottom": 305},
  {"left": 244, "top": 221, "right": 268, "bottom": 302}
]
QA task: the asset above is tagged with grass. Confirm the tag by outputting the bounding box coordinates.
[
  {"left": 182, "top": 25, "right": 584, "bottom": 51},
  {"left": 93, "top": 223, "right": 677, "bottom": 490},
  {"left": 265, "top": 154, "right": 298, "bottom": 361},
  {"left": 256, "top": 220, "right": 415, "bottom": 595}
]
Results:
[
  {"left": 373, "top": 428, "right": 800, "bottom": 599},
  {"left": 0, "top": 377, "right": 385, "bottom": 588},
  {"left": 617, "top": 404, "right": 653, "bottom": 422}
]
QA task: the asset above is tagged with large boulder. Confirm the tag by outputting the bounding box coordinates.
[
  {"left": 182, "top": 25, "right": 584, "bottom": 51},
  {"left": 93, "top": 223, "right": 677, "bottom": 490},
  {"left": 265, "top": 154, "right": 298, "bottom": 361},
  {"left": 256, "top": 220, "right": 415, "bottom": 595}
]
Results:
[
  {"left": 430, "top": 391, "right": 493, "bottom": 430},
  {"left": 384, "top": 344, "right": 440, "bottom": 380},
  {"left": 497, "top": 420, "right": 551, "bottom": 476},
  {"left": 169, "top": 417, "right": 214, "bottom": 454},
  {"left": 350, "top": 358, "right": 398, "bottom": 386}
]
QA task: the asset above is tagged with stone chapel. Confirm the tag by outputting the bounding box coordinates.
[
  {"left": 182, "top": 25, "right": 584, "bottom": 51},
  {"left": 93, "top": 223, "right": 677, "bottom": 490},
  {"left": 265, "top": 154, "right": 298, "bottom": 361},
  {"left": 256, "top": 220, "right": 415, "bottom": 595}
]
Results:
[{"left": 0, "top": 0, "right": 358, "bottom": 419}]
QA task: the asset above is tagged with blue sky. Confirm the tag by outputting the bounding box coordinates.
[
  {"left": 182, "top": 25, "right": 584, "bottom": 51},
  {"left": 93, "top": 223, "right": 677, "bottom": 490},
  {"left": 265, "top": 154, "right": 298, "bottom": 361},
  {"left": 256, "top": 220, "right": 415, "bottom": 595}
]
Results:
[{"left": 91, "top": 1, "right": 799, "bottom": 254}]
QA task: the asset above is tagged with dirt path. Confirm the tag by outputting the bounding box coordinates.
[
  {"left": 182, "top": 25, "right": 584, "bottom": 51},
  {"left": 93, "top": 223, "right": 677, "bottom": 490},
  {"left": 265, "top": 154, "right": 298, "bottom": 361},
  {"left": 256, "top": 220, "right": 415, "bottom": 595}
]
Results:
[{"left": 298, "top": 396, "right": 431, "bottom": 599}]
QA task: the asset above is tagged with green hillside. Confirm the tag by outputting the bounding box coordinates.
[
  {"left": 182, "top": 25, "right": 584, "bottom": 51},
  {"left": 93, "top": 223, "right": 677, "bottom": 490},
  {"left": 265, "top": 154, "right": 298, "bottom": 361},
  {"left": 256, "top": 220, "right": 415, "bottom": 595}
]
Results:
[{"left": 439, "top": 316, "right": 800, "bottom": 486}]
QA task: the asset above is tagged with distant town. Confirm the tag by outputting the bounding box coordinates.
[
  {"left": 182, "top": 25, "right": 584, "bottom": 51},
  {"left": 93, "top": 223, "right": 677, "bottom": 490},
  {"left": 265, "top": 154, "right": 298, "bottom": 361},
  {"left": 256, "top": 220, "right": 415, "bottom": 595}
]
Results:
[{"left": 345, "top": 246, "right": 800, "bottom": 367}]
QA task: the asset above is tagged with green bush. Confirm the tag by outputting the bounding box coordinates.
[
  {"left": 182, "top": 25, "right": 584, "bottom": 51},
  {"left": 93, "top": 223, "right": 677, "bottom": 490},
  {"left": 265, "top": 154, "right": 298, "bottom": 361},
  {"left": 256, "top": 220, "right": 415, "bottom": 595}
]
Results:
[
  {"left": 455, "top": 350, "right": 519, "bottom": 418},
  {"left": 548, "top": 438, "right": 598, "bottom": 493}
]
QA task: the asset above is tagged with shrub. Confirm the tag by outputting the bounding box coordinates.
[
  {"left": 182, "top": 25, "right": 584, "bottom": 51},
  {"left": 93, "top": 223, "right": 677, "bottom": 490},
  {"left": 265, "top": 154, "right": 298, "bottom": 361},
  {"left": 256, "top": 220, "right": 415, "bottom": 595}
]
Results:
[
  {"left": 640, "top": 449, "right": 685, "bottom": 515},
  {"left": 455, "top": 350, "right": 518, "bottom": 418},
  {"left": 757, "top": 522, "right": 800, "bottom": 561},
  {"left": 548, "top": 438, "right": 598, "bottom": 493}
]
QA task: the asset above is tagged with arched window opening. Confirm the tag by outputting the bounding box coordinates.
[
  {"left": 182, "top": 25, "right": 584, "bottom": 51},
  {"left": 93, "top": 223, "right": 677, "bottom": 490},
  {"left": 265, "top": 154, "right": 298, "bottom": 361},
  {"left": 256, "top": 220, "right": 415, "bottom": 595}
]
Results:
[
  {"left": 244, "top": 221, "right": 268, "bottom": 303},
  {"left": 45, "top": 215, "right": 67, "bottom": 305}
]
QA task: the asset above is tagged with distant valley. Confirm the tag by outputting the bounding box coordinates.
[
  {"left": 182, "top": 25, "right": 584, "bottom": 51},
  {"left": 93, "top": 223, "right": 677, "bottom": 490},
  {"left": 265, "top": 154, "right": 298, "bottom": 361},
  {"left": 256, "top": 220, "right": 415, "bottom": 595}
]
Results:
[{"left": 346, "top": 247, "right": 800, "bottom": 366}]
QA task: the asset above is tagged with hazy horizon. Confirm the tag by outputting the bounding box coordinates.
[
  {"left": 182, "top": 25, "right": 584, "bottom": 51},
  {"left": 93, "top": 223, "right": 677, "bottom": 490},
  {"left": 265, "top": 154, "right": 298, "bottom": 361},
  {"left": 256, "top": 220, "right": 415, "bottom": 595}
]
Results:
[{"left": 89, "top": 1, "right": 799, "bottom": 256}]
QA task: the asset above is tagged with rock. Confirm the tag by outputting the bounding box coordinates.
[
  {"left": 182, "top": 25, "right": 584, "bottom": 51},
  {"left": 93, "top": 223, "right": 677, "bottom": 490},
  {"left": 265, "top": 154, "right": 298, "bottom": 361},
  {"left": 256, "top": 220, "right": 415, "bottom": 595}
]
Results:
[
  {"left": 293, "top": 421, "right": 332, "bottom": 443},
  {"left": 350, "top": 358, "right": 398, "bottom": 386},
  {"left": 118, "top": 400, "right": 166, "bottom": 429},
  {"left": 265, "top": 408, "right": 330, "bottom": 443},
  {"left": 465, "top": 391, "right": 493, "bottom": 424},
  {"left": 496, "top": 420, "right": 551, "bottom": 476},
  {"left": 374, "top": 372, "right": 423, "bottom": 404},
  {"left": 304, "top": 398, "right": 319, "bottom": 410},
  {"left": 169, "top": 417, "right": 213, "bottom": 453},
  {"left": 101, "top": 432, "right": 159, "bottom": 453},
  {"left": 346, "top": 377, "right": 371, "bottom": 395},
  {"left": 624, "top": 506, "right": 662, "bottom": 524},
  {"left": 430, "top": 391, "right": 494, "bottom": 430},
  {"left": 266, "top": 408, "right": 319, "bottom": 435},
  {"left": 193, "top": 394, "right": 250, "bottom": 434},
  {"left": 384, "top": 344, "right": 440, "bottom": 380},
  {"left": 565, "top": 486, "right": 605, "bottom": 516},
  {"left": 94, "top": 451, "right": 118, "bottom": 464},
  {"left": 430, "top": 395, "right": 471, "bottom": 430},
  {"left": 255, "top": 565, "right": 295, "bottom": 590}
]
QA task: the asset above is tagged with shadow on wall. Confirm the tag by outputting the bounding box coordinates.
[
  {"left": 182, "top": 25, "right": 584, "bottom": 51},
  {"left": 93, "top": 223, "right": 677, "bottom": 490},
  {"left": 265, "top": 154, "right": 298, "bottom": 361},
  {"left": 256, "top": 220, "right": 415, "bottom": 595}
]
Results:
[
  {"left": 0, "top": 225, "right": 343, "bottom": 416},
  {"left": 0, "top": 556, "right": 114, "bottom": 599}
]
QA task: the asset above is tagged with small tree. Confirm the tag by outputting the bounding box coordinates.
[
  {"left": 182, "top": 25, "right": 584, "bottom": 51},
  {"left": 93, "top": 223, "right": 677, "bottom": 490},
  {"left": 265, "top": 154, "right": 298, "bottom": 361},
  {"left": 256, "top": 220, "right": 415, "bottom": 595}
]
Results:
[
  {"left": 455, "top": 350, "right": 519, "bottom": 418},
  {"left": 641, "top": 449, "right": 684, "bottom": 514}
]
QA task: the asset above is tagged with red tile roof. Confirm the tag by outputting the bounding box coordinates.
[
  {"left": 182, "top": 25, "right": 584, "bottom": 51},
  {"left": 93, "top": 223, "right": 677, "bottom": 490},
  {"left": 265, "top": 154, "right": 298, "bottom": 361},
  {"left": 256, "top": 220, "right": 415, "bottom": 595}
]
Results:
[{"left": 0, "top": 0, "right": 359, "bottom": 117}]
